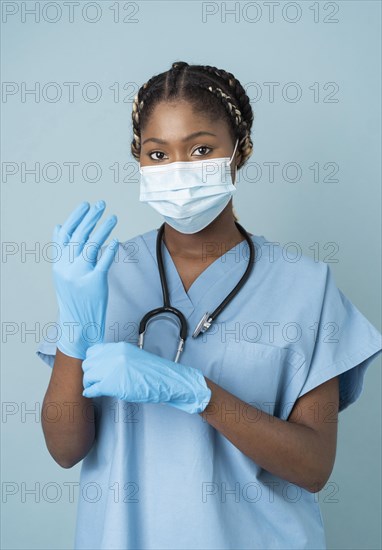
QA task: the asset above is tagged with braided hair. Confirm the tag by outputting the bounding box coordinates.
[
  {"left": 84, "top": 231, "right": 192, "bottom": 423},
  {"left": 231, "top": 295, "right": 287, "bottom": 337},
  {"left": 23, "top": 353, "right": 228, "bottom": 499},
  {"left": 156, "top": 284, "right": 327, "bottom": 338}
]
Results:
[{"left": 131, "top": 61, "right": 254, "bottom": 221}]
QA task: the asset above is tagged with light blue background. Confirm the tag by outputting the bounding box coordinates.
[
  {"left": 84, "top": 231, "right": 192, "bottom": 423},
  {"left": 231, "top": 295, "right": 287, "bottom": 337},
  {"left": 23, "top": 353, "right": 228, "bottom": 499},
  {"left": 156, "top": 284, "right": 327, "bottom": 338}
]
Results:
[{"left": 1, "top": 1, "right": 381, "bottom": 549}]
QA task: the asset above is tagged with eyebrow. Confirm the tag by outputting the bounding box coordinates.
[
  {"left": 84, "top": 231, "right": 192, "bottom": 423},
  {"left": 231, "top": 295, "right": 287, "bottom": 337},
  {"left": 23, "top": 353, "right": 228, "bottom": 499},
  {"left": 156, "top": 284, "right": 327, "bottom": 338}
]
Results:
[{"left": 141, "top": 131, "right": 217, "bottom": 146}]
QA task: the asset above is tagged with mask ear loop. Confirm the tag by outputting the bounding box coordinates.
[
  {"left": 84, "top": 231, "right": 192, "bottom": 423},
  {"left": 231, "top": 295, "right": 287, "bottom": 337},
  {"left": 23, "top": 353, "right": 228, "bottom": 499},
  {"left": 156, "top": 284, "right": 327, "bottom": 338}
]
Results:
[
  {"left": 229, "top": 138, "right": 239, "bottom": 165},
  {"left": 228, "top": 138, "right": 239, "bottom": 184}
]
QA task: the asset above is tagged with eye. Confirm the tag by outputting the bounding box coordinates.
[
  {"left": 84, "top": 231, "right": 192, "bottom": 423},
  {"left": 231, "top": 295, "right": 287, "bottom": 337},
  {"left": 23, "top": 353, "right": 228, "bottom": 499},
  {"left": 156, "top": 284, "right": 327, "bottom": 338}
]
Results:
[
  {"left": 193, "top": 146, "right": 212, "bottom": 156},
  {"left": 148, "top": 151, "right": 168, "bottom": 161}
]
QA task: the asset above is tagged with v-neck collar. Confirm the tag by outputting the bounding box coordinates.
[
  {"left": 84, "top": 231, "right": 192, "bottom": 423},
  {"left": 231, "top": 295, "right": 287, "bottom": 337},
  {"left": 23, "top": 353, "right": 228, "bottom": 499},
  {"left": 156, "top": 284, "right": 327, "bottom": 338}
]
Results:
[{"left": 141, "top": 228, "right": 255, "bottom": 320}]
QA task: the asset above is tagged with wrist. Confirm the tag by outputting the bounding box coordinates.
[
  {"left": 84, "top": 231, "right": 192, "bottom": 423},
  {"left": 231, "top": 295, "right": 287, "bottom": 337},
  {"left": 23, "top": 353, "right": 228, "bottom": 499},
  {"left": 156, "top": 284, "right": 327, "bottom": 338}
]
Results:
[{"left": 57, "top": 319, "right": 104, "bottom": 360}]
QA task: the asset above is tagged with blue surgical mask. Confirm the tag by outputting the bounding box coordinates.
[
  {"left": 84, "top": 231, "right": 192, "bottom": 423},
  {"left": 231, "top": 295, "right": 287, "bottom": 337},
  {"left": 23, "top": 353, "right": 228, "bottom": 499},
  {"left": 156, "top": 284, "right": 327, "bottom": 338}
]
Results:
[{"left": 139, "top": 139, "right": 239, "bottom": 234}]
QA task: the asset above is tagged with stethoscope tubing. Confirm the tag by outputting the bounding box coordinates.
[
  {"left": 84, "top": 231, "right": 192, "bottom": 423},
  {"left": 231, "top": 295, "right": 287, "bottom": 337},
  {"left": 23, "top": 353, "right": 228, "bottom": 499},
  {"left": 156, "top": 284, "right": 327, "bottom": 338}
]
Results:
[{"left": 138, "top": 221, "right": 255, "bottom": 362}]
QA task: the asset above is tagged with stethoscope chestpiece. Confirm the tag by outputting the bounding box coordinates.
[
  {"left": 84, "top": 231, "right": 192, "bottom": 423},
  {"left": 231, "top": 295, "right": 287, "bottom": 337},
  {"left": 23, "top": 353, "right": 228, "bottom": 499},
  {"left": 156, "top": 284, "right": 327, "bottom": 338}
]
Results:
[{"left": 192, "top": 312, "right": 213, "bottom": 338}]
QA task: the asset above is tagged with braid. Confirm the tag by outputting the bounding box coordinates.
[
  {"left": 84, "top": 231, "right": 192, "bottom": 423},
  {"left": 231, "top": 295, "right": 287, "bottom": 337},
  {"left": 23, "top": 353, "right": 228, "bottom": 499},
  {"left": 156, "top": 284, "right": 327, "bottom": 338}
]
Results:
[
  {"left": 131, "top": 61, "right": 255, "bottom": 222},
  {"left": 197, "top": 64, "right": 254, "bottom": 168},
  {"left": 193, "top": 63, "right": 254, "bottom": 167},
  {"left": 132, "top": 75, "right": 165, "bottom": 159}
]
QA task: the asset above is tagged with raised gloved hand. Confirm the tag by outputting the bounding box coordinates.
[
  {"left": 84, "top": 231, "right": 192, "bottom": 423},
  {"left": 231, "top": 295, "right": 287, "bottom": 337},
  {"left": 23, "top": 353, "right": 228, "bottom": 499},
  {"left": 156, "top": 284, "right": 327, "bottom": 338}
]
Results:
[
  {"left": 52, "top": 200, "right": 119, "bottom": 359},
  {"left": 81, "top": 342, "right": 212, "bottom": 414}
]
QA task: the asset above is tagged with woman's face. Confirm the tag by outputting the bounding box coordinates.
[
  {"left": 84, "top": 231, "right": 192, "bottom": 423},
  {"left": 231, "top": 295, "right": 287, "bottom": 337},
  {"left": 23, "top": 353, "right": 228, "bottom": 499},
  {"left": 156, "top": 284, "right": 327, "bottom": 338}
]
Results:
[{"left": 139, "top": 100, "right": 239, "bottom": 183}]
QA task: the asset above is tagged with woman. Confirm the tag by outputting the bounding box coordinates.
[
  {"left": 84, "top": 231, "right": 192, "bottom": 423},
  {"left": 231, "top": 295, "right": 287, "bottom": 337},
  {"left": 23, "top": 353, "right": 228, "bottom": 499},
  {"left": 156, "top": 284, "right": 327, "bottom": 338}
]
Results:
[{"left": 37, "top": 61, "right": 382, "bottom": 549}]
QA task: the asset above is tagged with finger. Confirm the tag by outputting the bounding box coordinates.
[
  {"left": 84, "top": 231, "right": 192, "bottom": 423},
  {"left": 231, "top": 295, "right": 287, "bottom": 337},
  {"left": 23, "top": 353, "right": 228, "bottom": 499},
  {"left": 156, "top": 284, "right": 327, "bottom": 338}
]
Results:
[
  {"left": 52, "top": 224, "right": 66, "bottom": 254},
  {"left": 96, "top": 238, "right": 119, "bottom": 272},
  {"left": 59, "top": 202, "right": 90, "bottom": 244},
  {"left": 82, "top": 369, "right": 99, "bottom": 388},
  {"left": 82, "top": 215, "right": 118, "bottom": 264},
  {"left": 84, "top": 343, "right": 103, "bottom": 362},
  {"left": 81, "top": 357, "right": 92, "bottom": 374},
  {"left": 52, "top": 224, "right": 62, "bottom": 242},
  {"left": 81, "top": 344, "right": 104, "bottom": 373},
  {"left": 82, "top": 383, "right": 101, "bottom": 399},
  {"left": 71, "top": 200, "right": 106, "bottom": 252}
]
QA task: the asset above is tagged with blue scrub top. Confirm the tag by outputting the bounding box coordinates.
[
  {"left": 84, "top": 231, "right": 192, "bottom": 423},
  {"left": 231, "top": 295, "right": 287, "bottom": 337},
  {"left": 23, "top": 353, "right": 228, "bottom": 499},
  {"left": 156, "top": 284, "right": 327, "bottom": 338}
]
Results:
[{"left": 37, "top": 228, "right": 382, "bottom": 550}]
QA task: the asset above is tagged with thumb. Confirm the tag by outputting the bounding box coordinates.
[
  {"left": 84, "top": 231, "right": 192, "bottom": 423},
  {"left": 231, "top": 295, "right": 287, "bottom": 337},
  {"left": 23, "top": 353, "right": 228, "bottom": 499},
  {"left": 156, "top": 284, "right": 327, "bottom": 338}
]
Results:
[{"left": 97, "top": 239, "right": 119, "bottom": 272}]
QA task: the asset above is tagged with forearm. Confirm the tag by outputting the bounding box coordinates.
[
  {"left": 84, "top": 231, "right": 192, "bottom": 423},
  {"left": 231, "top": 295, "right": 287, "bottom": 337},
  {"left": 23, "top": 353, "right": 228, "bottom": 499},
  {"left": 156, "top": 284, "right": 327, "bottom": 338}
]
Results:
[
  {"left": 200, "top": 377, "right": 325, "bottom": 492},
  {"left": 41, "top": 348, "right": 95, "bottom": 468}
]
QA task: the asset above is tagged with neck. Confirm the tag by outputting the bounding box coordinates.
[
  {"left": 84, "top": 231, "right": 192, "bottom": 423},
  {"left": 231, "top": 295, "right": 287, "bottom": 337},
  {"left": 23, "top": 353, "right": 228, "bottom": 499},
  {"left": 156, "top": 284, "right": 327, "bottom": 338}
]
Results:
[{"left": 162, "top": 203, "right": 245, "bottom": 261}]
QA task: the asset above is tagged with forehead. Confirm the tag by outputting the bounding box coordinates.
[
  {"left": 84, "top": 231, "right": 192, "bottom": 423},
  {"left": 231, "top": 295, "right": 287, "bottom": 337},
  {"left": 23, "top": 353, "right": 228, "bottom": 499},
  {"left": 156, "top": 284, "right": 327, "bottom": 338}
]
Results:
[{"left": 141, "top": 100, "right": 230, "bottom": 140}]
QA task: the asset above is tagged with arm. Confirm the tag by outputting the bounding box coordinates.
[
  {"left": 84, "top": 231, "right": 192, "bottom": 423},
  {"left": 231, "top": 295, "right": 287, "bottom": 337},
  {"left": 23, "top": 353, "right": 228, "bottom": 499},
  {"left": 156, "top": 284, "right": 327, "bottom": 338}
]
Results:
[
  {"left": 41, "top": 349, "right": 95, "bottom": 469},
  {"left": 78, "top": 341, "right": 338, "bottom": 491},
  {"left": 39, "top": 201, "right": 118, "bottom": 468},
  {"left": 200, "top": 375, "right": 339, "bottom": 493}
]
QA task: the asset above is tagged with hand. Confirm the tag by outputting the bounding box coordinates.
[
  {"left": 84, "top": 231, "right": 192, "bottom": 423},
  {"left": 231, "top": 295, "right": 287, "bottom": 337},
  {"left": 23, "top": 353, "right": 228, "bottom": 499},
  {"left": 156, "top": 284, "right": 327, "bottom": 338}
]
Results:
[
  {"left": 81, "top": 342, "right": 212, "bottom": 415},
  {"left": 52, "top": 201, "right": 118, "bottom": 359}
]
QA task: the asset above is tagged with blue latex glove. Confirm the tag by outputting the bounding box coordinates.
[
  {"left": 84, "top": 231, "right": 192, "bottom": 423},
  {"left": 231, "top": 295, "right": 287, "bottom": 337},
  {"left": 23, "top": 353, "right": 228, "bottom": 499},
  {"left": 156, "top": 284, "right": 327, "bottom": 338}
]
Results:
[
  {"left": 81, "top": 342, "right": 212, "bottom": 414},
  {"left": 52, "top": 201, "right": 118, "bottom": 359}
]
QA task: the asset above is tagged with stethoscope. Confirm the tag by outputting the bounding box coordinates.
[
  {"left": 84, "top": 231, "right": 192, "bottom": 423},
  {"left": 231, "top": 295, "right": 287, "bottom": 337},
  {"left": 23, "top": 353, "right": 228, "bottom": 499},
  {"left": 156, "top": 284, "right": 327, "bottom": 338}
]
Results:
[{"left": 138, "top": 221, "right": 255, "bottom": 362}]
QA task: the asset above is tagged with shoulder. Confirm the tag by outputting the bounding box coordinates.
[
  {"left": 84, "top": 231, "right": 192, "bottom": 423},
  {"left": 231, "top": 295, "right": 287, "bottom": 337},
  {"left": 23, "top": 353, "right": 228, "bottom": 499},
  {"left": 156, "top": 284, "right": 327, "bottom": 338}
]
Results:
[{"left": 253, "top": 234, "right": 330, "bottom": 292}]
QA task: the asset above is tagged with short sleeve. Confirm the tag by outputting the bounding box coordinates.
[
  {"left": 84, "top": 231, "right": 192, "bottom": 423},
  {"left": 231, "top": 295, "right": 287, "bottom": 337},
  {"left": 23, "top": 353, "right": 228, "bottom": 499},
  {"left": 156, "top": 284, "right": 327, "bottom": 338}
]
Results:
[
  {"left": 296, "top": 264, "right": 382, "bottom": 413},
  {"left": 36, "top": 319, "right": 59, "bottom": 369}
]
